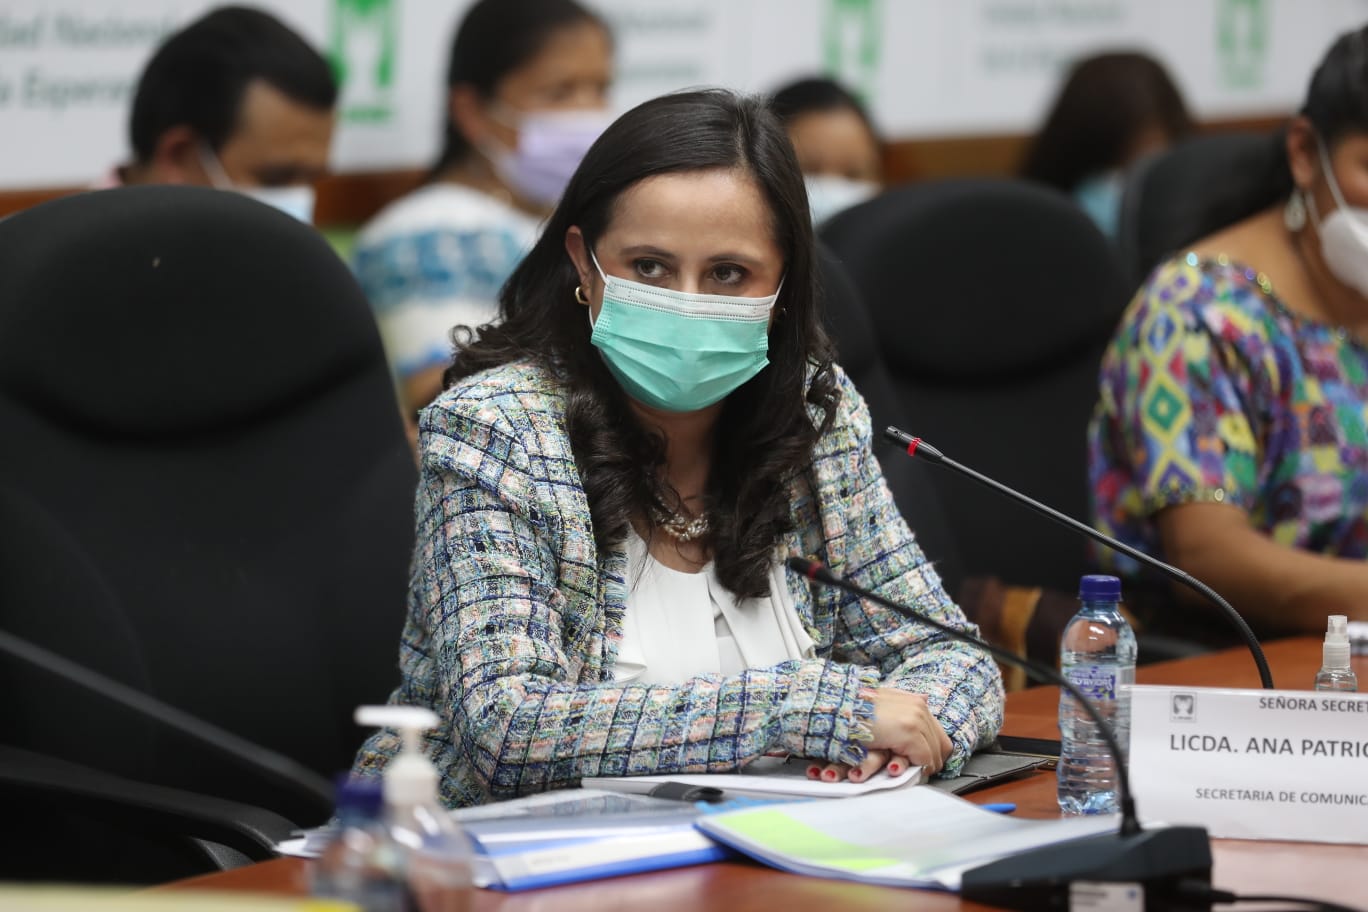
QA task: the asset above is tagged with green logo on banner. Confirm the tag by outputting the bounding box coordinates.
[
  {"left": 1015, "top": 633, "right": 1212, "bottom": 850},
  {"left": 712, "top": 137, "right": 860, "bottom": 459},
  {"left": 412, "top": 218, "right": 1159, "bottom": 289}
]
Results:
[
  {"left": 330, "top": 0, "right": 397, "bottom": 123},
  {"left": 822, "top": 0, "right": 881, "bottom": 104},
  {"left": 1216, "top": 0, "right": 1268, "bottom": 90}
]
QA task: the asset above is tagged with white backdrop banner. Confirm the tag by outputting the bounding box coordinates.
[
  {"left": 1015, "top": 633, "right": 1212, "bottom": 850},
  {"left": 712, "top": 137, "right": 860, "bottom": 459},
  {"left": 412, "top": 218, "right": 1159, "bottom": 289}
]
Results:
[{"left": 1, "top": 0, "right": 1367, "bottom": 188}]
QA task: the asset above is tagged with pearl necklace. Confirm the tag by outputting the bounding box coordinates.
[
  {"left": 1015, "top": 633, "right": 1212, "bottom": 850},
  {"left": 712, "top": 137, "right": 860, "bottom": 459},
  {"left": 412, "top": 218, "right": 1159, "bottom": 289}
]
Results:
[{"left": 651, "top": 507, "right": 712, "bottom": 543}]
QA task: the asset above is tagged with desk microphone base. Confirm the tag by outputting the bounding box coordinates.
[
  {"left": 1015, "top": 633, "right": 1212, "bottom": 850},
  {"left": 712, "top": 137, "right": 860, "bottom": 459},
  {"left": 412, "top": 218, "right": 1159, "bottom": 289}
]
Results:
[{"left": 959, "top": 825, "right": 1213, "bottom": 911}]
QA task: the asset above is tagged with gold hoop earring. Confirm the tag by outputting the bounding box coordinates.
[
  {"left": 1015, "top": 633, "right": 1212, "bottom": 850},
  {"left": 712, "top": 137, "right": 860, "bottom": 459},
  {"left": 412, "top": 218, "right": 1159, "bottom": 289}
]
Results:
[{"left": 574, "top": 285, "right": 590, "bottom": 306}]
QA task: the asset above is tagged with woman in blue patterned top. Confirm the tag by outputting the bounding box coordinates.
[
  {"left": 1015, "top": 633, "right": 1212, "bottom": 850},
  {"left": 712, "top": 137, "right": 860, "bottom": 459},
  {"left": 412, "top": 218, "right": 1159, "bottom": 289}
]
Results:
[{"left": 354, "top": 89, "right": 1003, "bottom": 807}]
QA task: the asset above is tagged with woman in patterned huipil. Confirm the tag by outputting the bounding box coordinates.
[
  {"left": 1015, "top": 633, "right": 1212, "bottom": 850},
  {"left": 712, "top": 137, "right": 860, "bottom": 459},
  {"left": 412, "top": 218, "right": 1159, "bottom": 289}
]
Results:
[
  {"left": 352, "top": 90, "right": 1004, "bottom": 808},
  {"left": 1091, "top": 28, "right": 1368, "bottom": 643}
]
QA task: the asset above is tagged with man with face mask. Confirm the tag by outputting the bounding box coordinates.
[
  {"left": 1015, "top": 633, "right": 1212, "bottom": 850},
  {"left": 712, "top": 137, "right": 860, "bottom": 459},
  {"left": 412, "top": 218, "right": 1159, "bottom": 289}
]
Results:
[{"left": 108, "top": 6, "right": 337, "bottom": 224}]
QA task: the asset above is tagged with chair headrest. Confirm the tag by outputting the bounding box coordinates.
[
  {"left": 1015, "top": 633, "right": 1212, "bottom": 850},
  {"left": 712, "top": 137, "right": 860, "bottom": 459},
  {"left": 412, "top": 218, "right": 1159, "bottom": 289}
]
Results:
[
  {"left": 821, "top": 179, "right": 1128, "bottom": 382},
  {"left": 1124, "top": 132, "right": 1282, "bottom": 281},
  {"left": 0, "top": 186, "right": 383, "bottom": 435}
]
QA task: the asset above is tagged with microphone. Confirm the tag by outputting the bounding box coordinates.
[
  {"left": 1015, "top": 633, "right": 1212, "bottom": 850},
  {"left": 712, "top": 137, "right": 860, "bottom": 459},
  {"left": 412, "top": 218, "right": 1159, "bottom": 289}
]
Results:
[
  {"left": 786, "top": 556, "right": 1212, "bottom": 910},
  {"left": 0, "top": 628, "right": 334, "bottom": 815},
  {"left": 883, "top": 426, "right": 1274, "bottom": 690}
]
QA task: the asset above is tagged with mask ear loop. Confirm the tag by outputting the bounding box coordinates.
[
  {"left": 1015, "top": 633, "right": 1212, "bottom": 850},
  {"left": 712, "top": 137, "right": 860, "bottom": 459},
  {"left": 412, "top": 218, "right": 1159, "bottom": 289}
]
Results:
[
  {"left": 1315, "top": 135, "right": 1352, "bottom": 215},
  {"left": 198, "top": 143, "right": 234, "bottom": 190},
  {"left": 588, "top": 247, "right": 610, "bottom": 284},
  {"left": 582, "top": 247, "right": 609, "bottom": 331},
  {"left": 1315, "top": 134, "right": 1368, "bottom": 245}
]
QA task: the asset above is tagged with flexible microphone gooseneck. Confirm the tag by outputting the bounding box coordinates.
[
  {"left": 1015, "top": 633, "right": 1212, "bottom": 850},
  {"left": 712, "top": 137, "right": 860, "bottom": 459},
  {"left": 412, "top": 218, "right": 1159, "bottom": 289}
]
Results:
[
  {"left": 788, "top": 557, "right": 1140, "bottom": 834},
  {"left": 786, "top": 556, "right": 1212, "bottom": 910},
  {"left": 0, "top": 628, "right": 334, "bottom": 813},
  {"left": 883, "top": 426, "right": 1275, "bottom": 691}
]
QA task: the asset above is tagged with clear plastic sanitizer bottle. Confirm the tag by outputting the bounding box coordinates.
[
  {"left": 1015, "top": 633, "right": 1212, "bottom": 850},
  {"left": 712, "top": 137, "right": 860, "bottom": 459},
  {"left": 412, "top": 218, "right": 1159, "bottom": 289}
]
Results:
[
  {"left": 1315, "top": 615, "right": 1358, "bottom": 692},
  {"left": 312, "top": 776, "right": 405, "bottom": 911},
  {"left": 356, "top": 705, "right": 473, "bottom": 912},
  {"left": 1057, "top": 574, "right": 1137, "bottom": 816}
]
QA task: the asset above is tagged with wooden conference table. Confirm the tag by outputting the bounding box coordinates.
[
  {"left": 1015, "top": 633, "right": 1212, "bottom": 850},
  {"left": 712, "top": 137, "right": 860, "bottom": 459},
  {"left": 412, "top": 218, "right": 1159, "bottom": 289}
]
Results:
[{"left": 159, "top": 637, "right": 1368, "bottom": 911}]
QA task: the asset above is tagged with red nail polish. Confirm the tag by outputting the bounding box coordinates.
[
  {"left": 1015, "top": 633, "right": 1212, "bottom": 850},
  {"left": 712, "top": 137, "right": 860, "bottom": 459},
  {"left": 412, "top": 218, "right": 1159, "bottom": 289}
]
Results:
[
  {"left": 888, "top": 763, "right": 902, "bottom": 774},
  {"left": 822, "top": 769, "right": 836, "bottom": 781},
  {"left": 807, "top": 765, "right": 820, "bottom": 778}
]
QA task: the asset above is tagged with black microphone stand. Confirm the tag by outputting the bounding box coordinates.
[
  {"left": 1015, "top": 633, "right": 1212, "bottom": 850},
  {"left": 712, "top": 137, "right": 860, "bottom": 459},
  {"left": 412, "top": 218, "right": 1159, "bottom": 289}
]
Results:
[
  {"left": 787, "top": 557, "right": 1213, "bottom": 911},
  {"left": 884, "top": 426, "right": 1274, "bottom": 690}
]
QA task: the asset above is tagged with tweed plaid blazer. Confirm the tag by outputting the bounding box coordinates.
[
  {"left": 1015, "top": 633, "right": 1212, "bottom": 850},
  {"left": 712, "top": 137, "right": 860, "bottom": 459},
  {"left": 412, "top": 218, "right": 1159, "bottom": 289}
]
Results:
[{"left": 353, "top": 360, "right": 1004, "bottom": 806}]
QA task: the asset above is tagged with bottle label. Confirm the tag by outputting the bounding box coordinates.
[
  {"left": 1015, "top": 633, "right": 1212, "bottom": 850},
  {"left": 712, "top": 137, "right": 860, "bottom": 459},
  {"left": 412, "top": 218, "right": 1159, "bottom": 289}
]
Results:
[{"left": 1066, "top": 665, "right": 1118, "bottom": 701}]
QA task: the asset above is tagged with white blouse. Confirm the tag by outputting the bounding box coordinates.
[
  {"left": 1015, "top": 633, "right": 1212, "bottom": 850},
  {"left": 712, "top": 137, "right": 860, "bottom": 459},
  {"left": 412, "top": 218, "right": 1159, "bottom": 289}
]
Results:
[{"left": 613, "top": 530, "right": 816, "bottom": 686}]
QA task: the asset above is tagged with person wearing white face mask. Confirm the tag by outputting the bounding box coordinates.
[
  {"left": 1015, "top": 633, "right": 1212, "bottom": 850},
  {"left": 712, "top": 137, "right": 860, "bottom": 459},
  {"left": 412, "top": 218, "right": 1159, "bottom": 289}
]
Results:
[
  {"left": 1089, "top": 26, "right": 1368, "bottom": 646},
  {"left": 106, "top": 7, "right": 336, "bottom": 221},
  {"left": 353, "top": 0, "right": 615, "bottom": 417},
  {"left": 769, "top": 77, "right": 883, "bottom": 226},
  {"left": 199, "top": 144, "right": 317, "bottom": 225}
]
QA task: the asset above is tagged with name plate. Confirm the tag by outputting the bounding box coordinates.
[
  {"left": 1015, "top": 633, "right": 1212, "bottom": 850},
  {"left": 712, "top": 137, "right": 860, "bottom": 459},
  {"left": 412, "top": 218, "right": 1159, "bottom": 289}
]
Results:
[{"left": 1128, "top": 685, "right": 1368, "bottom": 843}]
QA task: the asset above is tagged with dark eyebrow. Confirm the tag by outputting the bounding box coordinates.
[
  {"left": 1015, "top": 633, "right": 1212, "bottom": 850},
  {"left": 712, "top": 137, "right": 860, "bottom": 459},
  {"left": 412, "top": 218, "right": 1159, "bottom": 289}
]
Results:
[
  {"left": 617, "top": 245, "right": 767, "bottom": 267},
  {"left": 706, "top": 251, "right": 766, "bottom": 267},
  {"left": 251, "top": 164, "right": 324, "bottom": 186},
  {"left": 618, "top": 245, "right": 676, "bottom": 260}
]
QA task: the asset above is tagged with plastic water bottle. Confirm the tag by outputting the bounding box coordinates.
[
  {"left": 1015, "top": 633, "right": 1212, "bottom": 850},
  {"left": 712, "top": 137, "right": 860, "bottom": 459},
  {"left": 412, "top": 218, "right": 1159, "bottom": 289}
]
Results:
[
  {"left": 1057, "top": 574, "right": 1136, "bottom": 815},
  {"left": 312, "top": 777, "right": 405, "bottom": 911}
]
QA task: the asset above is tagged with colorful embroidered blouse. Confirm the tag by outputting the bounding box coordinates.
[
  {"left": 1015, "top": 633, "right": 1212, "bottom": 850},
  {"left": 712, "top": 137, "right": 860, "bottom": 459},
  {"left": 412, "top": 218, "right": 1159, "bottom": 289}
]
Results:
[
  {"left": 1090, "top": 254, "right": 1368, "bottom": 574},
  {"left": 352, "top": 361, "right": 1004, "bottom": 807}
]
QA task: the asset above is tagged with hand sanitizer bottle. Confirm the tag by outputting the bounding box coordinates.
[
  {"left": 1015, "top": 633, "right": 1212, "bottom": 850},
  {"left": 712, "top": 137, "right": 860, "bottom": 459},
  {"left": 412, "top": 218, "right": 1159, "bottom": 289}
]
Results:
[
  {"left": 1315, "top": 615, "right": 1358, "bottom": 692},
  {"left": 356, "top": 705, "right": 473, "bottom": 911}
]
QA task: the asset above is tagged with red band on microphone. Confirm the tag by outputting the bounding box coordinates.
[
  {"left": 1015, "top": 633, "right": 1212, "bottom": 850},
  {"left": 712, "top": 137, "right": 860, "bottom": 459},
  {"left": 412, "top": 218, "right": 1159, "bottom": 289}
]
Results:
[
  {"left": 805, "top": 561, "right": 820, "bottom": 581},
  {"left": 907, "top": 437, "right": 922, "bottom": 458}
]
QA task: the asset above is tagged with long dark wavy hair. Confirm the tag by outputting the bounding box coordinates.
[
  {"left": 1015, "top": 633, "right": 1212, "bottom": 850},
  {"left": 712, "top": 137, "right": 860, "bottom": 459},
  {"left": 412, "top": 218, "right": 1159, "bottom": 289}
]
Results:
[{"left": 446, "top": 89, "right": 840, "bottom": 599}]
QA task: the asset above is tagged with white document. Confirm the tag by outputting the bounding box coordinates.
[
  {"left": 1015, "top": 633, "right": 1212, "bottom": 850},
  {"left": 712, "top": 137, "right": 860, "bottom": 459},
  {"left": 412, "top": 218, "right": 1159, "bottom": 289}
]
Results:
[
  {"left": 583, "top": 755, "right": 922, "bottom": 799},
  {"left": 696, "top": 786, "right": 1120, "bottom": 889}
]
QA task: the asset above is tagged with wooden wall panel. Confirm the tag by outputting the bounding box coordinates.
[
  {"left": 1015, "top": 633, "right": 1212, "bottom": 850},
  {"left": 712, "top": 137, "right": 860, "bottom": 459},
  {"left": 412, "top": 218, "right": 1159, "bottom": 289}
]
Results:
[{"left": 0, "top": 114, "right": 1290, "bottom": 227}]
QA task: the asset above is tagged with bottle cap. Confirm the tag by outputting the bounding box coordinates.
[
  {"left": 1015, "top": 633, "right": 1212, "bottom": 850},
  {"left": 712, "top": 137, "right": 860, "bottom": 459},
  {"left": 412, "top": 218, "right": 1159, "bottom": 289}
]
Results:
[
  {"left": 1078, "top": 574, "right": 1122, "bottom": 601},
  {"left": 334, "top": 774, "right": 384, "bottom": 818},
  {"left": 1323, "top": 614, "right": 1351, "bottom": 669}
]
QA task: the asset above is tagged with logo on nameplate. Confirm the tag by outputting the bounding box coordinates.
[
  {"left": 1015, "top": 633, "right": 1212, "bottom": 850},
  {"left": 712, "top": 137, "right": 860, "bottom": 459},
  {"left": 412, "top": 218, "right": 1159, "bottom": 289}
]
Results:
[{"left": 1170, "top": 692, "right": 1196, "bottom": 722}]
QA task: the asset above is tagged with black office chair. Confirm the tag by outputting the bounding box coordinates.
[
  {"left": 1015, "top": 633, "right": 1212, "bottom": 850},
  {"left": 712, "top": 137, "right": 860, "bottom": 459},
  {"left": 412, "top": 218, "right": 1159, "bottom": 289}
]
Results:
[
  {"left": 816, "top": 244, "right": 965, "bottom": 597},
  {"left": 1116, "top": 131, "right": 1283, "bottom": 289},
  {"left": 0, "top": 186, "right": 417, "bottom": 884},
  {"left": 821, "top": 179, "right": 1129, "bottom": 595}
]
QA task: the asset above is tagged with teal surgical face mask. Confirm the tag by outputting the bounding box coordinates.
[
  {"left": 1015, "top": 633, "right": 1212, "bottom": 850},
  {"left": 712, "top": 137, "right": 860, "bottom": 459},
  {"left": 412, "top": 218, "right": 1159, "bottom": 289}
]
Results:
[{"left": 588, "top": 250, "right": 780, "bottom": 412}]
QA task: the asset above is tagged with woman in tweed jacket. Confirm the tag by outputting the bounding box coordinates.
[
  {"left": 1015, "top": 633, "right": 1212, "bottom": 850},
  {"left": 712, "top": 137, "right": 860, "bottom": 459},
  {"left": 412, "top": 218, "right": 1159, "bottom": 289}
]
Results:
[{"left": 354, "top": 90, "right": 1004, "bottom": 807}]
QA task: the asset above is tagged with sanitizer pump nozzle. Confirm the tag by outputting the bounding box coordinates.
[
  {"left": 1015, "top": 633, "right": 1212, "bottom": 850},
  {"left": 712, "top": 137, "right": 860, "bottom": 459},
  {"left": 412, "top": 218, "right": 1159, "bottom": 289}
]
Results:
[
  {"left": 1315, "top": 615, "right": 1357, "bottom": 693},
  {"left": 354, "top": 705, "right": 473, "bottom": 897}
]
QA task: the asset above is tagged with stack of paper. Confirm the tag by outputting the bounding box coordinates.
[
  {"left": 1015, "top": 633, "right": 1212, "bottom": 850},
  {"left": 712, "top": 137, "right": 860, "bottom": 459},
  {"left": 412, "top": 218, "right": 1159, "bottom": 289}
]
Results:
[
  {"left": 696, "top": 786, "right": 1120, "bottom": 889},
  {"left": 278, "top": 789, "right": 737, "bottom": 891},
  {"left": 459, "top": 790, "right": 728, "bottom": 890}
]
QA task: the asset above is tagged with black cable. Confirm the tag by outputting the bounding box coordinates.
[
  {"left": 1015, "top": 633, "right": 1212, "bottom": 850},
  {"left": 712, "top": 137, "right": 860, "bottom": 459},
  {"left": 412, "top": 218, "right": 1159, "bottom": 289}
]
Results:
[
  {"left": 1231, "top": 898, "right": 1364, "bottom": 912},
  {"left": 885, "top": 427, "right": 1275, "bottom": 689},
  {"left": 1180, "top": 879, "right": 1365, "bottom": 912}
]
